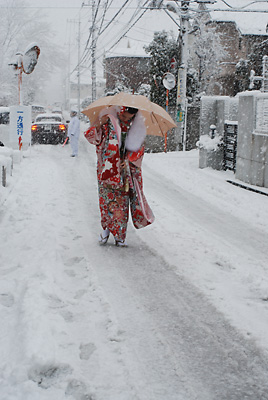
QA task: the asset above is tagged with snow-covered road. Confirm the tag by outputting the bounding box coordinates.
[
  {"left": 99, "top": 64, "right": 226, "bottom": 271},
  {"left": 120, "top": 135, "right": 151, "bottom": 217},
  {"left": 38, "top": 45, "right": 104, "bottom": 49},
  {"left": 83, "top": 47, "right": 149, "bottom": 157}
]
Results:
[{"left": 0, "top": 136, "right": 268, "bottom": 399}]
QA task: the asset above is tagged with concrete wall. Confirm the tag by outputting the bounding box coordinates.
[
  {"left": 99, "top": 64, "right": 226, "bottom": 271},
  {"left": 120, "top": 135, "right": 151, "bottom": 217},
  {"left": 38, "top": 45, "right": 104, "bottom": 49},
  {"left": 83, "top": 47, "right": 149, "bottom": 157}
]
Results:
[
  {"left": 200, "top": 93, "right": 268, "bottom": 188},
  {"left": 236, "top": 93, "right": 268, "bottom": 188},
  {"left": 200, "top": 96, "right": 237, "bottom": 137}
]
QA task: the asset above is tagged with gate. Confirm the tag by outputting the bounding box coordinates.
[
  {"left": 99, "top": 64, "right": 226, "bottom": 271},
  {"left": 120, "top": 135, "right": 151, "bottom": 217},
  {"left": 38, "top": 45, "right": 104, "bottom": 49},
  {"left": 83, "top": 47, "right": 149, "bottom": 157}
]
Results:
[{"left": 223, "top": 122, "right": 238, "bottom": 172}]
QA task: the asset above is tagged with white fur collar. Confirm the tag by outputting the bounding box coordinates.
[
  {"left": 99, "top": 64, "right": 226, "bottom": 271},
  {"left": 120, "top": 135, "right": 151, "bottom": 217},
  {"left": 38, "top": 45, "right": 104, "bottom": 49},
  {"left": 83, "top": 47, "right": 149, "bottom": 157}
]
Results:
[
  {"left": 99, "top": 106, "right": 146, "bottom": 151},
  {"left": 125, "top": 111, "right": 146, "bottom": 151}
]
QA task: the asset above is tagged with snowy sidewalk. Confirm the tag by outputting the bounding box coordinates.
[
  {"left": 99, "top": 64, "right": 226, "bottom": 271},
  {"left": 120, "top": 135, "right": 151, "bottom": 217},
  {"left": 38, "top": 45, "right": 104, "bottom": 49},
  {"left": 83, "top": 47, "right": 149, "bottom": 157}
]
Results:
[{"left": 0, "top": 143, "right": 143, "bottom": 399}]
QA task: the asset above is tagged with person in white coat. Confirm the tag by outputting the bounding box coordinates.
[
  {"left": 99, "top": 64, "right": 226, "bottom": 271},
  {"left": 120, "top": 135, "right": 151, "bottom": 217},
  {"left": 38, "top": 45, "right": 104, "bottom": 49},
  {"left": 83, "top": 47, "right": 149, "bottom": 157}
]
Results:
[{"left": 68, "top": 110, "right": 80, "bottom": 157}]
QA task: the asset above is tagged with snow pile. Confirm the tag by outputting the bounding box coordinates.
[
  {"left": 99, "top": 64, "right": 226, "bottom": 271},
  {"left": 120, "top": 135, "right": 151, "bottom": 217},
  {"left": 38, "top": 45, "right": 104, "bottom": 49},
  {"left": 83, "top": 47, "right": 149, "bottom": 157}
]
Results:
[{"left": 196, "top": 134, "right": 223, "bottom": 151}]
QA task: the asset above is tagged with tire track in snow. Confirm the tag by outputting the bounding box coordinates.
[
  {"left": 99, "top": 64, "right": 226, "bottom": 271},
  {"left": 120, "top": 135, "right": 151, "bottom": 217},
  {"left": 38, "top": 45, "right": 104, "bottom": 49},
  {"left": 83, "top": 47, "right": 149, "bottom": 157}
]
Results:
[
  {"left": 87, "top": 237, "right": 268, "bottom": 400},
  {"left": 144, "top": 165, "right": 268, "bottom": 265}
]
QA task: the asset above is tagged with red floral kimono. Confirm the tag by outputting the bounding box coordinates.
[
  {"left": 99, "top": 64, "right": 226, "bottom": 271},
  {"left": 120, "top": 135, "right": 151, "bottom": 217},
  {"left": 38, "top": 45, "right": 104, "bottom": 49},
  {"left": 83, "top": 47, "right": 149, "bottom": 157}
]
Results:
[{"left": 84, "top": 110, "right": 154, "bottom": 242}]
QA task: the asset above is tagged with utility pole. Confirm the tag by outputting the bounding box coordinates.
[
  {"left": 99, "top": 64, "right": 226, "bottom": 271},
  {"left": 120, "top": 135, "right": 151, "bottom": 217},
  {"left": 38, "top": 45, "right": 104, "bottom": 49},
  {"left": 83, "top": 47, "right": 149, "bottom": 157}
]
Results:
[
  {"left": 78, "top": 12, "right": 81, "bottom": 117},
  {"left": 167, "top": 0, "right": 216, "bottom": 150},
  {"left": 67, "top": 36, "right": 71, "bottom": 111},
  {"left": 91, "top": 0, "right": 97, "bottom": 102},
  {"left": 176, "top": 1, "right": 189, "bottom": 151}
]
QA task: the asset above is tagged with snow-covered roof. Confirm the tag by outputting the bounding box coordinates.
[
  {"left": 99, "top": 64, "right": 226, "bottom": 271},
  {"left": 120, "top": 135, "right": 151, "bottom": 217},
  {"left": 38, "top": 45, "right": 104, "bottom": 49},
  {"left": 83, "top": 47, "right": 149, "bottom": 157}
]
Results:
[
  {"left": 206, "top": 0, "right": 268, "bottom": 35},
  {"left": 70, "top": 76, "right": 106, "bottom": 86},
  {"left": 105, "top": 40, "right": 150, "bottom": 59},
  {"left": 105, "top": 49, "right": 150, "bottom": 59}
]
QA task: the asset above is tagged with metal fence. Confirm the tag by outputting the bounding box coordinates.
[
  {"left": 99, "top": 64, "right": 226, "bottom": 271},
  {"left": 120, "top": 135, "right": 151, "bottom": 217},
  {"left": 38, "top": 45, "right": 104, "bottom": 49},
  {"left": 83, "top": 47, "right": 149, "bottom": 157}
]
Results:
[{"left": 223, "top": 122, "right": 238, "bottom": 172}]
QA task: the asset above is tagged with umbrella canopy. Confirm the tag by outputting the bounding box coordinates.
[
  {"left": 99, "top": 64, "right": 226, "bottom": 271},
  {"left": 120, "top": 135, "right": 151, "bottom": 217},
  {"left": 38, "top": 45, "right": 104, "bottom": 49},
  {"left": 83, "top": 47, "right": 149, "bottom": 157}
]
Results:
[{"left": 82, "top": 92, "right": 177, "bottom": 137}]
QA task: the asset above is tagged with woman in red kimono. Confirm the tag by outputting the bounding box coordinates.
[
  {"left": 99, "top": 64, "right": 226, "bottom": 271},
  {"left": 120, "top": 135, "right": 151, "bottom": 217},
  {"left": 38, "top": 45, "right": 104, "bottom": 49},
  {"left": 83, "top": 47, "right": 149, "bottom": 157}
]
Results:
[{"left": 84, "top": 105, "right": 154, "bottom": 247}]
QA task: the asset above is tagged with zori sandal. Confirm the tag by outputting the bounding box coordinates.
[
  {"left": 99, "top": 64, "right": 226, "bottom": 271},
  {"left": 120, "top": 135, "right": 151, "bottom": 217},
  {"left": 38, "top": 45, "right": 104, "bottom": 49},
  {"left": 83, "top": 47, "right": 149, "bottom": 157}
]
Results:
[
  {"left": 99, "top": 229, "right": 110, "bottom": 245},
  {"left": 115, "top": 239, "right": 128, "bottom": 247}
]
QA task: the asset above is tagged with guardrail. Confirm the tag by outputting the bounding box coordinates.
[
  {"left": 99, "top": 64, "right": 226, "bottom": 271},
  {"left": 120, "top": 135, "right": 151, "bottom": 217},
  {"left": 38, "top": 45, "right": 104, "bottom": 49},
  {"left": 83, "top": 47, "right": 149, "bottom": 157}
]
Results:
[{"left": 0, "top": 148, "right": 21, "bottom": 187}]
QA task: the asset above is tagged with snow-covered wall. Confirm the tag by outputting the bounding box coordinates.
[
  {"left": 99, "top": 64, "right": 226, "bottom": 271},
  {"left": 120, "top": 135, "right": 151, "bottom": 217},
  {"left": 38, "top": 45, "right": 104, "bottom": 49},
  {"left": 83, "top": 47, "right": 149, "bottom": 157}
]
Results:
[
  {"left": 200, "top": 92, "right": 268, "bottom": 187},
  {"left": 200, "top": 96, "right": 237, "bottom": 137},
  {"left": 236, "top": 92, "right": 268, "bottom": 188}
]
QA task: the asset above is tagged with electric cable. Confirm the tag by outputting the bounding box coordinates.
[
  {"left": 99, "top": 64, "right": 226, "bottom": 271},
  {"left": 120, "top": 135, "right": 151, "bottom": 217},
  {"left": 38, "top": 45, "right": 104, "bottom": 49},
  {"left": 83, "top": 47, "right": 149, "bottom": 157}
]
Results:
[
  {"left": 97, "top": 0, "right": 149, "bottom": 52},
  {"left": 78, "top": 0, "right": 133, "bottom": 69},
  {"left": 220, "top": 0, "right": 268, "bottom": 8},
  {"left": 70, "top": 1, "right": 150, "bottom": 81},
  {"left": 104, "top": 7, "right": 148, "bottom": 53},
  {"left": 99, "top": 0, "right": 132, "bottom": 35},
  {"left": 78, "top": 0, "right": 141, "bottom": 69}
]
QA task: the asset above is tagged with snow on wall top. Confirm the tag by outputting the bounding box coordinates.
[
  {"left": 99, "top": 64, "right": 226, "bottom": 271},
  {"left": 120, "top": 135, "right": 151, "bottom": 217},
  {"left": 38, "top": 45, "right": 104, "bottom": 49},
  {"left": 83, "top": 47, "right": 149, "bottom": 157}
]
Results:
[
  {"left": 105, "top": 39, "right": 150, "bottom": 59},
  {"left": 105, "top": 48, "right": 150, "bottom": 59}
]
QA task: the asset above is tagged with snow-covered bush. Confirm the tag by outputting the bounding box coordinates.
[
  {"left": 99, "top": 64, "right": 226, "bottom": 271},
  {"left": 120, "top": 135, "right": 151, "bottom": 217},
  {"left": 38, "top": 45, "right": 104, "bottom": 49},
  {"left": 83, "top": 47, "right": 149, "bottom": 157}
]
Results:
[{"left": 196, "top": 133, "right": 223, "bottom": 151}]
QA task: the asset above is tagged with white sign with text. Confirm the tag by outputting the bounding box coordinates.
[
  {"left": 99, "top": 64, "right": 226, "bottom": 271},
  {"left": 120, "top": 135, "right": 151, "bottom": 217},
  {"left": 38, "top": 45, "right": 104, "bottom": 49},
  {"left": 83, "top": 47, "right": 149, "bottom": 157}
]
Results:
[{"left": 9, "top": 106, "right": 31, "bottom": 150}]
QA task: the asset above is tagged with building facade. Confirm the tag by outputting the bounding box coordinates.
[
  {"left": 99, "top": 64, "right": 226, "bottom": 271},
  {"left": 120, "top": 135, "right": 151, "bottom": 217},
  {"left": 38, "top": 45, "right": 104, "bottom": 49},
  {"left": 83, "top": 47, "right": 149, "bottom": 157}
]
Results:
[
  {"left": 105, "top": 50, "right": 150, "bottom": 93},
  {"left": 202, "top": 20, "right": 268, "bottom": 96}
]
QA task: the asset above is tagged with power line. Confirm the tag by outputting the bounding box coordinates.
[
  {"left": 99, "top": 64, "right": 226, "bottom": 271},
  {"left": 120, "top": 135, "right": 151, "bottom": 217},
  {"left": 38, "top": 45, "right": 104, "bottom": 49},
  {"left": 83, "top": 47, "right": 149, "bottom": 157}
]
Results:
[
  {"left": 78, "top": 0, "right": 140, "bottom": 69},
  {"left": 103, "top": 7, "right": 149, "bottom": 54},
  {"left": 69, "top": 0, "right": 152, "bottom": 98},
  {"left": 97, "top": 0, "right": 150, "bottom": 52},
  {"left": 220, "top": 0, "right": 268, "bottom": 8},
  {"left": 78, "top": 0, "right": 131, "bottom": 68},
  {"left": 99, "top": 0, "right": 132, "bottom": 35},
  {"left": 97, "top": 0, "right": 110, "bottom": 35}
]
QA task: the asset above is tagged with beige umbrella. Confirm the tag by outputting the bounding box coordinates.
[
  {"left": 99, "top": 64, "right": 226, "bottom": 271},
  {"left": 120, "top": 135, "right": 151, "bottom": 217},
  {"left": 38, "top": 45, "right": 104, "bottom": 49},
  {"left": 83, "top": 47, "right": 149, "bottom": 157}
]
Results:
[{"left": 82, "top": 92, "right": 176, "bottom": 137}]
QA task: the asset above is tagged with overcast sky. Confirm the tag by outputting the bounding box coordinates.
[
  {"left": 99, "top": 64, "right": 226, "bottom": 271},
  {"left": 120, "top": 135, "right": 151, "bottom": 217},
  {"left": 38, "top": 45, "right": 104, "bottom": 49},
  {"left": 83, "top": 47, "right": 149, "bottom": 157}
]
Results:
[
  {"left": 24, "top": 0, "right": 268, "bottom": 68},
  {"left": 3, "top": 0, "right": 267, "bottom": 105}
]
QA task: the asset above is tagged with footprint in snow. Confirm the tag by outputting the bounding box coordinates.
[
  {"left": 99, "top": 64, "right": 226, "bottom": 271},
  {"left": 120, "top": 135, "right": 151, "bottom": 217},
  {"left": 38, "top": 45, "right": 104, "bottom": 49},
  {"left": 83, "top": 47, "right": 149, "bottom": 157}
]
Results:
[
  {"left": 74, "top": 289, "right": 87, "bottom": 299},
  {"left": 79, "top": 343, "right": 96, "bottom": 360},
  {"left": 0, "top": 293, "right": 15, "bottom": 307},
  {"left": 64, "top": 269, "right": 76, "bottom": 277},
  {"left": 64, "top": 257, "right": 84, "bottom": 267},
  {"left": 65, "top": 379, "right": 93, "bottom": 400},
  {"left": 73, "top": 235, "right": 83, "bottom": 241},
  {"left": 60, "top": 309, "right": 74, "bottom": 323},
  {"left": 0, "top": 264, "right": 21, "bottom": 276},
  {"left": 28, "top": 362, "right": 72, "bottom": 389},
  {"left": 45, "top": 293, "right": 66, "bottom": 309}
]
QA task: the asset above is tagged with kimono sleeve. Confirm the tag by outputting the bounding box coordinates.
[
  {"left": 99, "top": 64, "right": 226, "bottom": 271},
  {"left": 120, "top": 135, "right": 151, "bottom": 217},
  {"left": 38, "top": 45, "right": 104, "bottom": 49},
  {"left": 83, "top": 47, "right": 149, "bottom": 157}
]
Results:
[
  {"left": 127, "top": 146, "right": 144, "bottom": 168},
  {"left": 84, "top": 126, "right": 103, "bottom": 145}
]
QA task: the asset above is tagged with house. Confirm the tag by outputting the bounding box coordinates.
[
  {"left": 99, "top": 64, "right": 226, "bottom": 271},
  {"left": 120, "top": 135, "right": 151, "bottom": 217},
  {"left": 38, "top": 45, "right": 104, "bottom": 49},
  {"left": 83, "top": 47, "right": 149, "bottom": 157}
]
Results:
[
  {"left": 69, "top": 74, "right": 106, "bottom": 109},
  {"left": 104, "top": 44, "right": 150, "bottom": 92},
  {"left": 190, "top": 3, "right": 268, "bottom": 96}
]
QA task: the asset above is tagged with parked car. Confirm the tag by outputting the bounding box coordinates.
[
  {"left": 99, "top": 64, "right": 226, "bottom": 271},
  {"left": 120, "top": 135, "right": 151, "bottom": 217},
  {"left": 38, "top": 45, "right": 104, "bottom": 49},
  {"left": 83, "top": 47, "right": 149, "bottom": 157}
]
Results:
[
  {"left": 31, "top": 113, "right": 68, "bottom": 144},
  {"left": 31, "top": 104, "right": 46, "bottom": 122},
  {"left": 0, "top": 107, "right": 10, "bottom": 125},
  {"left": 52, "top": 108, "right": 62, "bottom": 115},
  {"left": 0, "top": 107, "right": 10, "bottom": 146}
]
